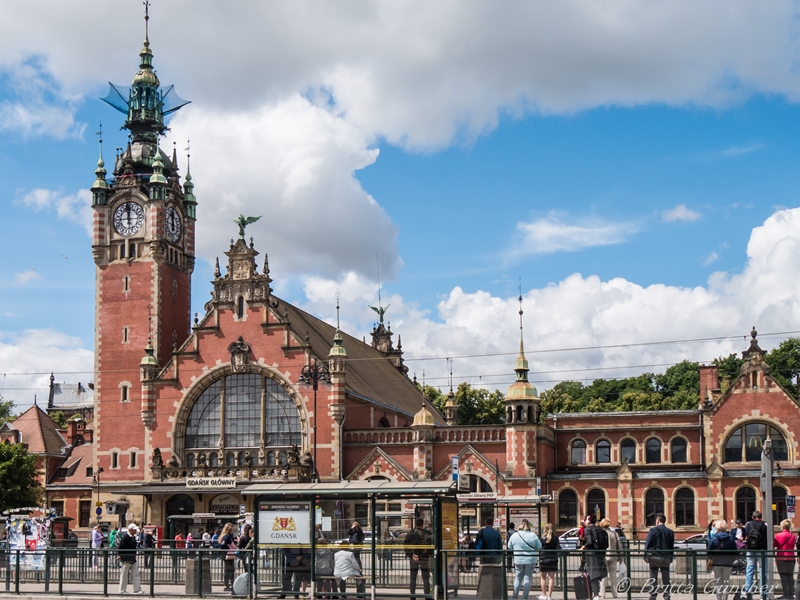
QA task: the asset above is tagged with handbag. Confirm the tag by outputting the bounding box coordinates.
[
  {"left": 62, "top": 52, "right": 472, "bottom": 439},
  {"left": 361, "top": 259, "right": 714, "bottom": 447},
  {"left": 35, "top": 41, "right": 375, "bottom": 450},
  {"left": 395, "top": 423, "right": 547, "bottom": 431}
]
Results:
[{"left": 706, "top": 558, "right": 714, "bottom": 573}]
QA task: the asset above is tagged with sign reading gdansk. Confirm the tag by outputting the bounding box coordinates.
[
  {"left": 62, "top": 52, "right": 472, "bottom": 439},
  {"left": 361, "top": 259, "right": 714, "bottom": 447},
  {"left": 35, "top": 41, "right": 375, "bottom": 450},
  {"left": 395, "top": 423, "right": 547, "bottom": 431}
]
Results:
[{"left": 186, "top": 477, "right": 237, "bottom": 489}]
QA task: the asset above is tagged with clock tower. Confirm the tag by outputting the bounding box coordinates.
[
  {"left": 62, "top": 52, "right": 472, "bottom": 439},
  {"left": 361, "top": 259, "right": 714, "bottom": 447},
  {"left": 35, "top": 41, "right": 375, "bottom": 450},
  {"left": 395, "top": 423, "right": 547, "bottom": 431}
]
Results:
[{"left": 90, "top": 7, "right": 194, "bottom": 479}]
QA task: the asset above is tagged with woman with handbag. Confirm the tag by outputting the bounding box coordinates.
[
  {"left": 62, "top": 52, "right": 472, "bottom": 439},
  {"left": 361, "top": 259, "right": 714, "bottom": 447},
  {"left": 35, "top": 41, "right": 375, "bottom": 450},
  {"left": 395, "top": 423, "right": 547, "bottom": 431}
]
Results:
[
  {"left": 708, "top": 520, "right": 738, "bottom": 600},
  {"left": 538, "top": 523, "right": 560, "bottom": 600},
  {"left": 219, "top": 523, "right": 237, "bottom": 592}
]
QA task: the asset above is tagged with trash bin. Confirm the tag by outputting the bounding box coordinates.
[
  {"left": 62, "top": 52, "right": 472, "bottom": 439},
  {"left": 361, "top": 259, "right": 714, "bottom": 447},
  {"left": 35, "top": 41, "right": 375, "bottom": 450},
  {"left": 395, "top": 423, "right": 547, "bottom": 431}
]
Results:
[
  {"left": 675, "top": 552, "right": 693, "bottom": 576},
  {"left": 185, "top": 557, "right": 212, "bottom": 595}
]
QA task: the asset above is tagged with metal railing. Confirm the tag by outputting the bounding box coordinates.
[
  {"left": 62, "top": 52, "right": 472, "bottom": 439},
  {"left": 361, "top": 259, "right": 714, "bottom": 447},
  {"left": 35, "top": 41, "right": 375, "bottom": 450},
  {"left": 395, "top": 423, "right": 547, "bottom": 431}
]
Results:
[{"left": 0, "top": 545, "right": 791, "bottom": 599}]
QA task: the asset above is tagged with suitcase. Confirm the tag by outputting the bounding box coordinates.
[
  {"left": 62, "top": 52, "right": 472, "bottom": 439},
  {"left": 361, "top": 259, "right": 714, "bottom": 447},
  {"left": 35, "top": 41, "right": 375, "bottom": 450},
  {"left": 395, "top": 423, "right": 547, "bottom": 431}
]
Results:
[{"left": 574, "top": 572, "right": 592, "bottom": 600}]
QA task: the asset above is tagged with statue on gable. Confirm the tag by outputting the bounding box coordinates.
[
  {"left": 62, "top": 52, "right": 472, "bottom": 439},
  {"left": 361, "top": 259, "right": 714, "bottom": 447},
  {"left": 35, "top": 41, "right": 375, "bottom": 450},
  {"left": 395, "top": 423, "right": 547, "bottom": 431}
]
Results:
[{"left": 228, "top": 336, "right": 251, "bottom": 373}]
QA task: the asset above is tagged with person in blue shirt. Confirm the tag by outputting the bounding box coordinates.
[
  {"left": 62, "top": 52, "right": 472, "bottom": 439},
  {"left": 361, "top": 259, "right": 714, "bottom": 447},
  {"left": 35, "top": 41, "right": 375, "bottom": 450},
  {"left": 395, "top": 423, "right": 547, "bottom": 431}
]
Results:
[
  {"left": 475, "top": 518, "right": 503, "bottom": 565},
  {"left": 507, "top": 520, "right": 542, "bottom": 600}
]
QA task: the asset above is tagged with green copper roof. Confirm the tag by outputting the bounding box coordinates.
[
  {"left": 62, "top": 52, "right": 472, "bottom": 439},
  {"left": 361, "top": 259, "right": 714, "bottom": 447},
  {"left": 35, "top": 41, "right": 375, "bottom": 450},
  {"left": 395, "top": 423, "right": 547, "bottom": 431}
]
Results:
[{"left": 328, "top": 329, "right": 348, "bottom": 357}]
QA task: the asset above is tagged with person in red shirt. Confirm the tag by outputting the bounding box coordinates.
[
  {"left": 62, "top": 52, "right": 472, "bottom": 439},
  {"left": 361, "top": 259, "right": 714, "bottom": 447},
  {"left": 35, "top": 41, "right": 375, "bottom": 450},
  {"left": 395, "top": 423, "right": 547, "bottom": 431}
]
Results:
[
  {"left": 773, "top": 520, "right": 796, "bottom": 599},
  {"left": 175, "top": 532, "right": 186, "bottom": 549}
]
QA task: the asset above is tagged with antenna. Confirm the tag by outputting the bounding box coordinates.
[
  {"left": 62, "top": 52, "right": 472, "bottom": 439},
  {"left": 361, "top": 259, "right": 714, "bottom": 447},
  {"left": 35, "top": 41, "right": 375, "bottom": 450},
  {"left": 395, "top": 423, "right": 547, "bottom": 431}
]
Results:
[
  {"left": 185, "top": 140, "right": 191, "bottom": 169},
  {"left": 448, "top": 358, "right": 453, "bottom": 393},
  {"left": 95, "top": 123, "right": 103, "bottom": 160},
  {"left": 335, "top": 291, "right": 341, "bottom": 329},
  {"left": 376, "top": 253, "right": 382, "bottom": 309},
  {"left": 143, "top": 0, "right": 150, "bottom": 42}
]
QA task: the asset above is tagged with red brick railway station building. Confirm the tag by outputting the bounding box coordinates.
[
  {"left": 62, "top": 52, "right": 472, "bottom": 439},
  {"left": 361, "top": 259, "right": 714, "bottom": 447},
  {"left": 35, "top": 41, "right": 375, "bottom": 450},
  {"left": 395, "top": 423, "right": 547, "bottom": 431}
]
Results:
[{"left": 5, "top": 17, "right": 798, "bottom": 543}]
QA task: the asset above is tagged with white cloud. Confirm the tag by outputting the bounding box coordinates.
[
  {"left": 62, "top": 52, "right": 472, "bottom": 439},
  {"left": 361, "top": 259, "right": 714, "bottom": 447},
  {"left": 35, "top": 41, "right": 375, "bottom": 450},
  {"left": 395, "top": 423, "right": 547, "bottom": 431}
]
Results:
[
  {"left": 515, "top": 213, "right": 634, "bottom": 254},
  {"left": 17, "top": 188, "right": 93, "bottom": 237},
  {"left": 1, "top": 3, "right": 800, "bottom": 148},
  {"left": 301, "top": 206, "right": 800, "bottom": 393},
  {"left": 0, "top": 329, "right": 93, "bottom": 412},
  {"left": 663, "top": 204, "right": 702, "bottom": 222},
  {"left": 703, "top": 252, "right": 719, "bottom": 266},
  {"left": 167, "top": 96, "right": 400, "bottom": 280},
  {"left": 721, "top": 142, "right": 766, "bottom": 157},
  {"left": 14, "top": 269, "right": 41, "bottom": 286}
]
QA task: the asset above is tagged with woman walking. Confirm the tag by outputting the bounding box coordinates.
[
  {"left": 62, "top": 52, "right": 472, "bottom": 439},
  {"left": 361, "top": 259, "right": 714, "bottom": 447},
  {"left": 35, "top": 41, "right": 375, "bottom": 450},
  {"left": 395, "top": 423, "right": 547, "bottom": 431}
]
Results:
[
  {"left": 538, "top": 524, "right": 560, "bottom": 600},
  {"left": 219, "top": 523, "right": 236, "bottom": 591},
  {"left": 774, "top": 519, "right": 796, "bottom": 599},
  {"left": 599, "top": 519, "right": 622, "bottom": 598},
  {"left": 708, "top": 520, "right": 738, "bottom": 600}
]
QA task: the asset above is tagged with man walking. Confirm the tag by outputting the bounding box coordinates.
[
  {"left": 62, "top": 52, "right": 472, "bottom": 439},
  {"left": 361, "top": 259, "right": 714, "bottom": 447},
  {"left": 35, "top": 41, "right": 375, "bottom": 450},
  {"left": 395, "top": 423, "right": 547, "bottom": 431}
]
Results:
[
  {"left": 476, "top": 517, "right": 503, "bottom": 565},
  {"left": 744, "top": 511, "right": 768, "bottom": 600},
  {"left": 118, "top": 523, "right": 143, "bottom": 594},
  {"left": 507, "top": 519, "right": 542, "bottom": 600},
  {"left": 644, "top": 514, "right": 674, "bottom": 600},
  {"left": 405, "top": 518, "right": 432, "bottom": 600}
]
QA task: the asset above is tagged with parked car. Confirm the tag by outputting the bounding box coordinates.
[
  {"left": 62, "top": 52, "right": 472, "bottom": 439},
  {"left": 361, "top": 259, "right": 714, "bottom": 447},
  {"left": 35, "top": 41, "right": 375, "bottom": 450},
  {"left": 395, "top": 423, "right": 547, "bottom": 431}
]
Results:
[
  {"left": 559, "top": 526, "right": 628, "bottom": 550},
  {"left": 675, "top": 533, "right": 709, "bottom": 556}
]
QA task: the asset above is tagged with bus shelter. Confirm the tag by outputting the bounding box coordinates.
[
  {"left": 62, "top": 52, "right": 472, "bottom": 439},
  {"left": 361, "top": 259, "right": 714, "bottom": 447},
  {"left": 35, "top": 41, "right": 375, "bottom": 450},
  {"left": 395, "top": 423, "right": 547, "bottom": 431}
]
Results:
[
  {"left": 242, "top": 480, "right": 458, "bottom": 598},
  {"left": 496, "top": 495, "right": 554, "bottom": 536}
]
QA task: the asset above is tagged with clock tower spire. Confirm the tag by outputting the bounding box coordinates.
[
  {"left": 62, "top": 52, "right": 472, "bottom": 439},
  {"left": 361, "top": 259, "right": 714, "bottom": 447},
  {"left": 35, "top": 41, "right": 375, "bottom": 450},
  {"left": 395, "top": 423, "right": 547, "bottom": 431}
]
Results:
[{"left": 92, "top": 4, "right": 195, "bottom": 480}]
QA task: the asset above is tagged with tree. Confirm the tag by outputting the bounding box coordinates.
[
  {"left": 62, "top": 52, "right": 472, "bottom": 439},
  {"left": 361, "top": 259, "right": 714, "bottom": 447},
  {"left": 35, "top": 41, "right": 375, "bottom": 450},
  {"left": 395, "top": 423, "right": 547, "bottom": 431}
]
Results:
[
  {"left": 765, "top": 338, "right": 800, "bottom": 399},
  {"left": 0, "top": 397, "right": 15, "bottom": 424},
  {"left": 451, "top": 383, "right": 505, "bottom": 425},
  {"left": 0, "top": 443, "right": 42, "bottom": 512},
  {"left": 49, "top": 411, "right": 68, "bottom": 429},
  {"left": 713, "top": 354, "right": 744, "bottom": 390}
]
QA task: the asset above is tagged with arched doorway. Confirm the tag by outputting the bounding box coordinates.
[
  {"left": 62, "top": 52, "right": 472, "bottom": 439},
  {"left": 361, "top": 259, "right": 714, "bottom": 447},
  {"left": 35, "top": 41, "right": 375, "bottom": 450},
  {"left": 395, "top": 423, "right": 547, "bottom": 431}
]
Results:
[{"left": 166, "top": 494, "right": 195, "bottom": 542}]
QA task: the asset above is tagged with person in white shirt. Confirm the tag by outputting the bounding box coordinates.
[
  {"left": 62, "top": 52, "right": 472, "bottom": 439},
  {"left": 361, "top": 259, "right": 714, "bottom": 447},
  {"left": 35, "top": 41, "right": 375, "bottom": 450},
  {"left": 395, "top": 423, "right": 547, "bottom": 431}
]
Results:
[{"left": 334, "top": 540, "right": 365, "bottom": 597}]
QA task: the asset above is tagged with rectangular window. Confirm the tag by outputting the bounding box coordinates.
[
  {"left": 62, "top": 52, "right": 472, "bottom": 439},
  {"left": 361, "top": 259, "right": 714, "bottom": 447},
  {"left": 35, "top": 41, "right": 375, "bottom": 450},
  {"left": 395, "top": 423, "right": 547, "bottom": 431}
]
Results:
[
  {"left": 123, "top": 276, "right": 129, "bottom": 292},
  {"left": 79, "top": 500, "right": 91, "bottom": 528},
  {"left": 123, "top": 327, "right": 129, "bottom": 343},
  {"left": 121, "top": 385, "right": 128, "bottom": 402},
  {"left": 50, "top": 501, "right": 64, "bottom": 517},
  {"left": 130, "top": 452, "right": 137, "bottom": 469},
  {"left": 86, "top": 466, "right": 93, "bottom": 478},
  {"left": 112, "top": 452, "right": 119, "bottom": 469}
]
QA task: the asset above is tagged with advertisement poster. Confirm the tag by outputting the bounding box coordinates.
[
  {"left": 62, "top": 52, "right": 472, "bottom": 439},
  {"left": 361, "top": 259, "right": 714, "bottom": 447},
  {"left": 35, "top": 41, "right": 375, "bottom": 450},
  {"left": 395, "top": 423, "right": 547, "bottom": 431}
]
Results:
[
  {"left": 6, "top": 517, "right": 48, "bottom": 571},
  {"left": 257, "top": 502, "right": 310, "bottom": 545}
]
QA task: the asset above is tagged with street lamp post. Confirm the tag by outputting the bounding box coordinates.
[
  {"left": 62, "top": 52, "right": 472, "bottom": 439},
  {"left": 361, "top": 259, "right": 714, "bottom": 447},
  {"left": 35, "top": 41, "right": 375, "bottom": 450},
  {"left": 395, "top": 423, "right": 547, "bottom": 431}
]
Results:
[
  {"left": 760, "top": 438, "right": 774, "bottom": 599},
  {"left": 93, "top": 466, "right": 105, "bottom": 523},
  {"left": 300, "top": 360, "right": 328, "bottom": 483}
]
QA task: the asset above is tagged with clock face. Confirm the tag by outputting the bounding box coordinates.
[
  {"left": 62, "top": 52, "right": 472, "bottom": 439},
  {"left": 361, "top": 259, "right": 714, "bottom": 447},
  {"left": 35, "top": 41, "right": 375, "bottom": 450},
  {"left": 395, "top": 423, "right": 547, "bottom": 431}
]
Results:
[
  {"left": 113, "top": 201, "right": 144, "bottom": 236},
  {"left": 165, "top": 207, "right": 182, "bottom": 243}
]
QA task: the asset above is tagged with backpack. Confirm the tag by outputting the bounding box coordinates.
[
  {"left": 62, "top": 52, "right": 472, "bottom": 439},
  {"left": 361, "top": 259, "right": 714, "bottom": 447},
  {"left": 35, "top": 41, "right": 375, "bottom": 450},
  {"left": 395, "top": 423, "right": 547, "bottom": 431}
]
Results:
[
  {"left": 592, "top": 527, "right": 609, "bottom": 550},
  {"left": 746, "top": 522, "right": 765, "bottom": 550}
]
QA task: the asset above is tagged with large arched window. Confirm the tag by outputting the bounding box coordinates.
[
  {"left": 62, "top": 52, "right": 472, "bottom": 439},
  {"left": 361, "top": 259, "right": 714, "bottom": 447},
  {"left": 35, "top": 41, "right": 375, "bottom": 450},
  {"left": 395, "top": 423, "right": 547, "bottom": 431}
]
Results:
[
  {"left": 724, "top": 423, "right": 788, "bottom": 463},
  {"left": 774, "top": 486, "right": 788, "bottom": 524},
  {"left": 185, "top": 372, "right": 301, "bottom": 457},
  {"left": 645, "top": 489, "right": 665, "bottom": 527},
  {"left": 675, "top": 488, "right": 695, "bottom": 526},
  {"left": 671, "top": 437, "right": 687, "bottom": 463},
  {"left": 559, "top": 489, "right": 578, "bottom": 527},
  {"left": 736, "top": 487, "right": 757, "bottom": 524},
  {"left": 620, "top": 439, "right": 636, "bottom": 464},
  {"left": 166, "top": 494, "right": 195, "bottom": 516},
  {"left": 571, "top": 440, "right": 586, "bottom": 465},
  {"left": 646, "top": 438, "right": 662, "bottom": 464},
  {"left": 587, "top": 489, "right": 606, "bottom": 520},
  {"left": 596, "top": 440, "right": 611, "bottom": 464}
]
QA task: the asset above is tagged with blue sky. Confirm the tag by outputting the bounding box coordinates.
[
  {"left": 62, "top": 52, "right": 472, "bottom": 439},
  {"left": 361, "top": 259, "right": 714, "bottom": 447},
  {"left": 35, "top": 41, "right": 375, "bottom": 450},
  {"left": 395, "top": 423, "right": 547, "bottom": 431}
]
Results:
[{"left": 3, "top": 2, "right": 800, "bottom": 407}]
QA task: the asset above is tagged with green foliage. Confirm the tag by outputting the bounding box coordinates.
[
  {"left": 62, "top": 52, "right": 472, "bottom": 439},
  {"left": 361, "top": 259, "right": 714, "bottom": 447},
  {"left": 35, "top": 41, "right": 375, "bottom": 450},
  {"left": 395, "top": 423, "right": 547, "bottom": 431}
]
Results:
[
  {"left": 765, "top": 338, "right": 800, "bottom": 399},
  {"left": 0, "top": 397, "right": 16, "bottom": 424},
  {"left": 713, "top": 354, "right": 744, "bottom": 389},
  {"left": 451, "top": 383, "right": 505, "bottom": 425},
  {"left": 49, "top": 411, "right": 68, "bottom": 428},
  {"left": 0, "top": 443, "right": 42, "bottom": 512}
]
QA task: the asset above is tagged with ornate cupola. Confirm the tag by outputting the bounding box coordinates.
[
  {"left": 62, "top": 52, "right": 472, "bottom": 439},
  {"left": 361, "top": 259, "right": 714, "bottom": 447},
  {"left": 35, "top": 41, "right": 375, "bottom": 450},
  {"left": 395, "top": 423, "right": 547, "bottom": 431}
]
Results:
[
  {"left": 91, "top": 131, "right": 109, "bottom": 206},
  {"left": 505, "top": 295, "right": 539, "bottom": 423},
  {"left": 328, "top": 297, "right": 348, "bottom": 375},
  {"left": 444, "top": 359, "right": 458, "bottom": 425},
  {"left": 369, "top": 302, "right": 409, "bottom": 376}
]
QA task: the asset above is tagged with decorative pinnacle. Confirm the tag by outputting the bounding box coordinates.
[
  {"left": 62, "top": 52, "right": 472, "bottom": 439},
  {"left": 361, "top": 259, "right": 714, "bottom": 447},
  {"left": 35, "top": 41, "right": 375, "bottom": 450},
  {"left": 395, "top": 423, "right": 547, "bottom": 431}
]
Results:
[
  {"left": 336, "top": 291, "right": 341, "bottom": 330},
  {"left": 143, "top": 0, "right": 150, "bottom": 44},
  {"left": 214, "top": 257, "right": 220, "bottom": 278}
]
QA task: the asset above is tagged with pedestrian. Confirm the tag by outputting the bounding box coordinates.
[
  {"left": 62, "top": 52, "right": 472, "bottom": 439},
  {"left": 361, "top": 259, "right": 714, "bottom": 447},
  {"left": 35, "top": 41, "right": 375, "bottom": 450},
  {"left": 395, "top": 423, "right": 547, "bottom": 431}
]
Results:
[
  {"left": 211, "top": 528, "right": 221, "bottom": 550},
  {"left": 475, "top": 517, "right": 503, "bottom": 565},
  {"left": 279, "top": 545, "right": 307, "bottom": 597},
  {"left": 334, "top": 540, "right": 365, "bottom": 598},
  {"left": 734, "top": 520, "right": 746, "bottom": 547},
  {"left": 237, "top": 524, "right": 253, "bottom": 569},
  {"left": 201, "top": 529, "right": 211, "bottom": 549},
  {"left": 744, "top": 510, "right": 768, "bottom": 600},
  {"left": 140, "top": 526, "right": 155, "bottom": 569},
  {"left": 315, "top": 532, "right": 335, "bottom": 596},
  {"left": 219, "top": 523, "right": 237, "bottom": 591},
  {"left": 405, "top": 518, "right": 432, "bottom": 599},
  {"left": 507, "top": 522, "right": 518, "bottom": 568},
  {"left": 507, "top": 519, "right": 542, "bottom": 600},
  {"left": 347, "top": 521, "right": 365, "bottom": 568},
  {"left": 117, "top": 523, "right": 143, "bottom": 594},
  {"left": 91, "top": 524, "right": 103, "bottom": 568},
  {"left": 538, "top": 523, "right": 560, "bottom": 600},
  {"left": 599, "top": 518, "right": 622, "bottom": 599},
  {"left": 175, "top": 531, "right": 186, "bottom": 550},
  {"left": 774, "top": 519, "right": 796, "bottom": 599},
  {"left": 580, "top": 514, "right": 608, "bottom": 600},
  {"left": 109, "top": 527, "right": 119, "bottom": 550},
  {"left": 644, "top": 514, "right": 674, "bottom": 600},
  {"left": 708, "top": 519, "right": 738, "bottom": 600},
  {"left": 460, "top": 533, "right": 475, "bottom": 572}
]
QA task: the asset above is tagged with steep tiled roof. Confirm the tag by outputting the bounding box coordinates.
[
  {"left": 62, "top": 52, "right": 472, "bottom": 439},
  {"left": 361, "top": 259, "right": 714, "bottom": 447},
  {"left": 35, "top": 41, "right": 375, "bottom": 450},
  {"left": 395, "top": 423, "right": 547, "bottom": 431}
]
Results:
[
  {"left": 11, "top": 406, "right": 66, "bottom": 455},
  {"left": 48, "top": 442, "right": 94, "bottom": 487},
  {"left": 278, "top": 298, "right": 445, "bottom": 424}
]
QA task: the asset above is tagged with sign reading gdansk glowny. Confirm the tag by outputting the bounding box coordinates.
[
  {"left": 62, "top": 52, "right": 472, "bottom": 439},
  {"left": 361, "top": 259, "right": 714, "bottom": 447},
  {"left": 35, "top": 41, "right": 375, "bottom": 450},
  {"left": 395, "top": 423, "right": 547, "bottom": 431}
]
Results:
[{"left": 185, "top": 477, "right": 237, "bottom": 489}]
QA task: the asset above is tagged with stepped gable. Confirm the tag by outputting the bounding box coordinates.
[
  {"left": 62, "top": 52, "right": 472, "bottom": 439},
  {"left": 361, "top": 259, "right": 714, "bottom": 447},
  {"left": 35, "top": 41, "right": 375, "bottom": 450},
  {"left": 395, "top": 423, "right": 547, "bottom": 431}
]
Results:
[{"left": 277, "top": 299, "right": 444, "bottom": 424}]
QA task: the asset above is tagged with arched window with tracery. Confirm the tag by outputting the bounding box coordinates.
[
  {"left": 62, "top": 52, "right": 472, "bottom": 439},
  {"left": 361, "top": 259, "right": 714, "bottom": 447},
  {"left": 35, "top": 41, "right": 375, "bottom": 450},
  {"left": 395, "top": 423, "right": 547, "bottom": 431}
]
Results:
[
  {"left": 724, "top": 423, "right": 788, "bottom": 463},
  {"left": 184, "top": 372, "right": 301, "bottom": 464}
]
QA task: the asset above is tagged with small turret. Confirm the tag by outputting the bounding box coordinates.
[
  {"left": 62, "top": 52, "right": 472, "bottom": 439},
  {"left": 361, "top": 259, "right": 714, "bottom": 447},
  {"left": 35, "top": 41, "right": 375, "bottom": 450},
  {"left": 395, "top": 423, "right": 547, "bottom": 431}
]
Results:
[
  {"left": 91, "top": 128, "right": 109, "bottom": 206},
  {"left": 505, "top": 294, "right": 539, "bottom": 423},
  {"left": 182, "top": 143, "right": 197, "bottom": 219}
]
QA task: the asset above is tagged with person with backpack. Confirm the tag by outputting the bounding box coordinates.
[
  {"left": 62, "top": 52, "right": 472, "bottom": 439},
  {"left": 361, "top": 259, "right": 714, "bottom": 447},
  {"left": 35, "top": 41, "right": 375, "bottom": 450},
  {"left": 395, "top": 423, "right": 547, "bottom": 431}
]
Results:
[
  {"left": 708, "top": 519, "right": 738, "bottom": 600},
  {"left": 744, "top": 510, "right": 768, "bottom": 600},
  {"left": 507, "top": 519, "right": 542, "bottom": 600},
  {"left": 774, "top": 519, "right": 796, "bottom": 599},
  {"left": 580, "top": 514, "right": 608, "bottom": 600},
  {"left": 405, "top": 518, "right": 433, "bottom": 599},
  {"left": 475, "top": 517, "right": 503, "bottom": 565},
  {"left": 644, "top": 514, "right": 674, "bottom": 600}
]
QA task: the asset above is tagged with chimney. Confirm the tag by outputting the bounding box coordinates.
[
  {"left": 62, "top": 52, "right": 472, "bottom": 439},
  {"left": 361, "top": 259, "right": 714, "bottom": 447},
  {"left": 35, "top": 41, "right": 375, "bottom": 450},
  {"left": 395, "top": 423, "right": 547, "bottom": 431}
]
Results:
[
  {"left": 65, "top": 420, "right": 79, "bottom": 446},
  {"left": 699, "top": 364, "right": 720, "bottom": 406}
]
